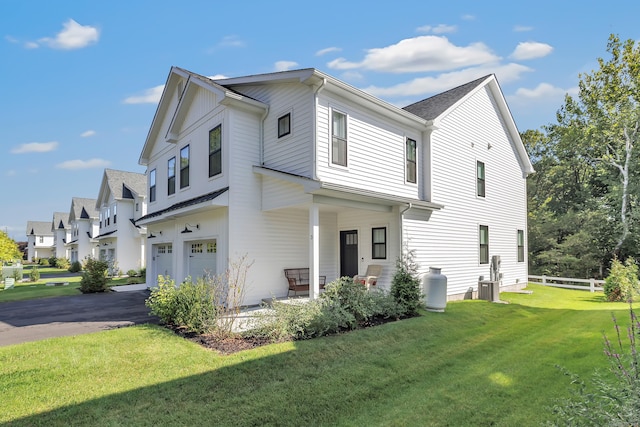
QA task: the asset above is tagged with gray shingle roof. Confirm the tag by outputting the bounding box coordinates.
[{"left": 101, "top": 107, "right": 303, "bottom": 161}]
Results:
[
  {"left": 26, "top": 221, "right": 53, "bottom": 236},
  {"left": 402, "top": 75, "right": 492, "bottom": 121},
  {"left": 136, "top": 187, "right": 228, "bottom": 223},
  {"left": 104, "top": 169, "right": 147, "bottom": 199},
  {"left": 70, "top": 197, "right": 99, "bottom": 221},
  {"left": 52, "top": 212, "right": 68, "bottom": 231}
]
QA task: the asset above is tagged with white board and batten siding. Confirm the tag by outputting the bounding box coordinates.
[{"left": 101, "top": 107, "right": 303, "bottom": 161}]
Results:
[
  {"left": 405, "top": 86, "right": 528, "bottom": 297},
  {"left": 315, "top": 94, "right": 422, "bottom": 200}
]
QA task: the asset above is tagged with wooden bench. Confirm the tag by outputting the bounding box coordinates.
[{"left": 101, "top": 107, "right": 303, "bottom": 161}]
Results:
[{"left": 284, "top": 268, "right": 326, "bottom": 296}]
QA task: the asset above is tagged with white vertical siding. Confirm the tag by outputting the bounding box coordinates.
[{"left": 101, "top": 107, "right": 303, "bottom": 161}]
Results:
[{"left": 406, "top": 87, "right": 528, "bottom": 297}]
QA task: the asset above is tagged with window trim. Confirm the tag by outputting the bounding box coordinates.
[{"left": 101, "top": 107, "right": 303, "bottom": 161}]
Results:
[
  {"left": 406, "top": 137, "right": 417, "bottom": 184},
  {"left": 180, "top": 145, "right": 190, "bottom": 189},
  {"left": 331, "top": 109, "right": 348, "bottom": 167},
  {"left": 168, "top": 156, "right": 176, "bottom": 195},
  {"left": 477, "top": 160, "right": 486, "bottom": 198},
  {"left": 372, "top": 227, "right": 387, "bottom": 260},
  {"left": 149, "top": 169, "right": 156, "bottom": 203},
  {"left": 209, "top": 125, "right": 222, "bottom": 178},
  {"left": 517, "top": 229, "right": 525, "bottom": 263},
  {"left": 479, "top": 225, "right": 489, "bottom": 265},
  {"left": 277, "top": 113, "right": 291, "bottom": 138}
]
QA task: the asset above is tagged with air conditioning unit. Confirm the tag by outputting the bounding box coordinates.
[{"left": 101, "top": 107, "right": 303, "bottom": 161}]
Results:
[{"left": 478, "top": 280, "right": 499, "bottom": 302}]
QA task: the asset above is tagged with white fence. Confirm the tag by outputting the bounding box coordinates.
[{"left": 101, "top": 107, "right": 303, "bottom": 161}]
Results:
[{"left": 528, "top": 275, "right": 605, "bottom": 293}]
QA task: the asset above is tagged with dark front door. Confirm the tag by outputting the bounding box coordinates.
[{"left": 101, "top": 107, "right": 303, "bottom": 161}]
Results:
[{"left": 340, "top": 230, "right": 359, "bottom": 277}]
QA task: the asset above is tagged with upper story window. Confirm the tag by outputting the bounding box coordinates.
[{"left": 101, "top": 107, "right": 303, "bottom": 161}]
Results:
[
  {"left": 99, "top": 212, "right": 103, "bottom": 228},
  {"left": 209, "top": 125, "right": 222, "bottom": 177},
  {"left": 39, "top": 236, "right": 44, "bottom": 243},
  {"left": 517, "top": 229, "right": 525, "bottom": 263},
  {"left": 331, "top": 110, "right": 347, "bottom": 166},
  {"left": 180, "top": 145, "right": 190, "bottom": 188},
  {"left": 135, "top": 202, "right": 139, "bottom": 212},
  {"left": 406, "top": 138, "right": 417, "bottom": 184},
  {"left": 168, "top": 157, "right": 176, "bottom": 195},
  {"left": 149, "top": 169, "right": 156, "bottom": 202},
  {"left": 479, "top": 225, "right": 489, "bottom": 264},
  {"left": 372, "top": 227, "right": 387, "bottom": 259},
  {"left": 278, "top": 113, "right": 291, "bottom": 138},
  {"left": 477, "top": 161, "right": 486, "bottom": 198},
  {"left": 106, "top": 207, "right": 110, "bottom": 226},
  {"left": 113, "top": 204, "right": 117, "bottom": 224}
]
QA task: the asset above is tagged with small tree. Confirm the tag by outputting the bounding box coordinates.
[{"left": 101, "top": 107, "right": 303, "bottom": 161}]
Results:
[
  {"left": 79, "top": 258, "right": 109, "bottom": 293},
  {"left": 0, "top": 231, "right": 21, "bottom": 265},
  {"left": 391, "top": 249, "right": 423, "bottom": 316},
  {"left": 604, "top": 257, "right": 640, "bottom": 302},
  {"left": 29, "top": 265, "right": 40, "bottom": 282}
]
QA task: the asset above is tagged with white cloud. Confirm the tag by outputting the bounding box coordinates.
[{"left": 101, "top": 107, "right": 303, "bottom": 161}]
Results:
[
  {"left": 316, "top": 47, "right": 342, "bottom": 56},
  {"left": 218, "top": 35, "right": 245, "bottom": 48},
  {"left": 511, "top": 82, "right": 576, "bottom": 101},
  {"left": 24, "top": 41, "right": 39, "bottom": 49},
  {"left": 461, "top": 14, "right": 475, "bottom": 21},
  {"left": 5, "top": 35, "right": 18, "bottom": 44},
  {"left": 81, "top": 130, "right": 96, "bottom": 137},
  {"left": 11, "top": 141, "right": 59, "bottom": 154},
  {"left": 510, "top": 42, "right": 553, "bottom": 60},
  {"left": 363, "top": 63, "right": 532, "bottom": 98},
  {"left": 275, "top": 61, "right": 298, "bottom": 72},
  {"left": 5, "top": 170, "right": 16, "bottom": 177},
  {"left": 417, "top": 24, "right": 457, "bottom": 34},
  {"left": 514, "top": 25, "right": 534, "bottom": 32},
  {"left": 37, "top": 19, "right": 99, "bottom": 50},
  {"left": 123, "top": 85, "right": 164, "bottom": 104},
  {"left": 56, "top": 158, "right": 111, "bottom": 170},
  {"left": 208, "top": 74, "right": 228, "bottom": 80},
  {"left": 327, "top": 36, "right": 500, "bottom": 73}
]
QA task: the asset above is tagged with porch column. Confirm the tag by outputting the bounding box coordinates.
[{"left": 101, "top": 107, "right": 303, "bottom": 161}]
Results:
[{"left": 309, "top": 203, "right": 320, "bottom": 299}]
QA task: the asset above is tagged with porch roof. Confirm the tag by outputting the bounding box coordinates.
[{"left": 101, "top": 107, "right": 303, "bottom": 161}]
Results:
[{"left": 135, "top": 187, "right": 229, "bottom": 226}]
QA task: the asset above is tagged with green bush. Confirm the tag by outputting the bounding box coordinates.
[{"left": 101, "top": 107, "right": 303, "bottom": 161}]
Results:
[
  {"left": 48, "top": 256, "right": 58, "bottom": 268},
  {"left": 604, "top": 257, "right": 640, "bottom": 302},
  {"left": 126, "top": 269, "right": 138, "bottom": 277},
  {"left": 37, "top": 258, "right": 49, "bottom": 266},
  {"left": 79, "top": 258, "right": 109, "bottom": 293},
  {"left": 138, "top": 267, "right": 146, "bottom": 278},
  {"left": 29, "top": 266, "right": 40, "bottom": 282},
  {"left": 145, "top": 275, "right": 177, "bottom": 325},
  {"left": 56, "top": 258, "right": 70, "bottom": 270},
  {"left": 391, "top": 250, "right": 424, "bottom": 316},
  {"left": 68, "top": 261, "right": 82, "bottom": 273}
]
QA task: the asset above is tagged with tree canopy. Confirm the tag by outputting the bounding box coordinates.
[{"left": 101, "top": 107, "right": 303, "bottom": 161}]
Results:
[{"left": 0, "top": 230, "right": 21, "bottom": 264}]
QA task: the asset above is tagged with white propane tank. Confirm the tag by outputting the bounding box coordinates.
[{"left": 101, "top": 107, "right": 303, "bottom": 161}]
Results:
[{"left": 423, "top": 267, "right": 447, "bottom": 312}]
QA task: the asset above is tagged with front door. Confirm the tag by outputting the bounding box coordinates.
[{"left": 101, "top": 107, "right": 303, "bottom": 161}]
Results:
[{"left": 340, "top": 230, "right": 358, "bottom": 277}]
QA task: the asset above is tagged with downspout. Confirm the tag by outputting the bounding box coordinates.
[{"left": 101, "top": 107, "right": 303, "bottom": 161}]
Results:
[
  {"left": 399, "top": 203, "right": 412, "bottom": 254},
  {"left": 259, "top": 106, "right": 270, "bottom": 166},
  {"left": 312, "top": 78, "right": 327, "bottom": 181}
]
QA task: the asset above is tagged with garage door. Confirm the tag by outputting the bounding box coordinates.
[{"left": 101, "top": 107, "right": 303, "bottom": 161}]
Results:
[
  {"left": 187, "top": 240, "right": 217, "bottom": 281},
  {"left": 153, "top": 243, "right": 173, "bottom": 281}
]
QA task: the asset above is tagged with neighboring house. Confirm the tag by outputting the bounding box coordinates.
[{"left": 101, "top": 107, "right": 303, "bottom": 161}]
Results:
[
  {"left": 26, "top": 221, "right": 54, "bottom": 261},
  {"left": 51, "top": 211, "right": 70, "bottom": 259},
  {"left": 94, "top": 168, "right": 148, "bottom": 274},
  {"left": 65, "top": 197, "right": 99, "bottom": 263},
  {"left": 137, "top": 67, "right": 533, "bottom": 306}
]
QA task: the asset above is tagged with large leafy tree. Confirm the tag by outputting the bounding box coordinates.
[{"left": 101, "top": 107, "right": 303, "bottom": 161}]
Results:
[{"left": 0, "top": 230, "right": 21, "bottom": 264}]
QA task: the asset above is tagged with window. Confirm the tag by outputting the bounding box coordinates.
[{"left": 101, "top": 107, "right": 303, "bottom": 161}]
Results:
[
  {"left": 517, "top": 229, "right": 525, "bottom": 263},
  {"left": 180, "top": 145, "right": 190, "bottom": 188},
  {"left": 479, "top": 225, "right": 489, "bottom": 264},
  {"left": 406, "top": 138, "right": 417, "bottom": 183},
  {"left": 372, "top": 227, "right": 387, "bottom": 259},
  {"left": 331, "top": 110, "right": 347, "bottom": 166},
  {"left": 167, "top": 157, "right": 176, "bottom": 195},
  {"left": 39, "top": 236, "right": 44, "bottom": 243},
  {"left": 209, "top": 125, "right": 222, "bottom": 177},
  {"left": 149, "top": 169, "right": 156, "bottom": 202},
  {"left": 278, "top": 113, "right": 291, "bottom": 138},
  {"left": 135, "top": 202, "right": 139, "bottom": 212},
  {"left": 113, "top": 205, "right": 117, "bottom": 224},
  {"left": 99, "top": 212, "right": 102, "bottom": 228},
  {"left": 106, "top": 207, "right": 110, "bottom": 226},
  {"left": 477, "top": 161, "right": 485, "bottom": 197}
]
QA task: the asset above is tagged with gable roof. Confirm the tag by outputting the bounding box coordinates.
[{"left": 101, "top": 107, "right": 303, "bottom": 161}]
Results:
[
  {"left": 26, "top": 221, "right": 53, "bottom": 236},
  {"left": 51, "top": 212, "right": 68, "bottom": 231},
  {"left": 403, "top": 74, "right": 534, "bottom": 175},
  {"left": 69, "top": 197, "right": 98, "bottom": 222},
  {"left": 96, "top": 168, "right": 147, "bottom": 208}
]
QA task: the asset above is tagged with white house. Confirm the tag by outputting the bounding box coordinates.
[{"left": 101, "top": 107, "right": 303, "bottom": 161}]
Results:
[
  {"left": 65, "top": 197, "right": 99, "bottom": 263},
  {"left": 137, "top": 67, "right": 533, "bottom": 306},
  {"left": 26, "top": 221, "right": 54, "bottom": 261},
  {"left": 95, "top": 168, "right": 147, "bottom": 274},
  {"left": 51, "top": 211, "right": 70, "bottom": 259}
]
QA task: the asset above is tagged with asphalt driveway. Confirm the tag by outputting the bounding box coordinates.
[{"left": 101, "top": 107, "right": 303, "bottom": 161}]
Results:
[{"left": 0, "top": 290, "right": 159, "bottom": 347}]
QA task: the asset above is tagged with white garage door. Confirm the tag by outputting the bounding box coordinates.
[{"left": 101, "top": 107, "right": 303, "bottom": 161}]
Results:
[
  {"left": 153, "top": 243, "right": 173, "bottom": 282},
  {"left": 187, "top": 240, "right": 217, "bottom": 281}
]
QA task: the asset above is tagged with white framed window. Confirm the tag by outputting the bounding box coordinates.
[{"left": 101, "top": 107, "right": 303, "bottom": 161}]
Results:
[
  {"left": 209, "top": 125, "right": 222, "bottom": 177},
  {"left": 168, "top": 157, "right": 176, "bottom": 195},
  {"left": 517, "top": 229, "right": 525, "bottom": 263},
  {"left": 149, "top": 169, "right": 156, "bottom": 202},
  {"left": 479, "top": 225, "right": 489, "bottom": 264},
  {"left": 477, "top": 161, "right": 485, "bottom": 198},
  {"left": 113, "top": 204, "right": 117, "bottom": 224},
  {"left": 406, "top": 138, "right": 417, "bottom": 183},
  {"left": 372, "top": 227, "right": 387, "bottom": 259},
  {"left": 278, "top": 113, "right": 291, "bottom": 138},
  {"left": 331, "top": 110, "right": 347, "bottom": 166},
  {"left": 180, "top": 145, "right": 190, "bottom": 189}
]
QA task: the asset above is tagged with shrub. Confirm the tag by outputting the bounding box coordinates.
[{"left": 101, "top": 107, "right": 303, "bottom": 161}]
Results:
[
  {"left": 604, "top": 257, "right": 640, "bottom": 302},
  {"left": 126, "top": 269, "right": 138, "bottom": 277},
  {"left": 29, "top": 266, "right": 40, "bottom": 282},
  {"left": 391, "top": 249, "right": 424, "bottom": 316},
  {"left": 145, "top": 275, "right": 178, "bottom": 325},
  {"left": 48, "top": 256, "right": 58, "bottom": 268},
  {"left": 56, "top": 258, "right": 70, "bottom": 270},
  {"left": 138, "top": 267, "right": 146, "bottom": 278},
  {"left": 69, "top": 261, "right": 82, "bottom": 273},
  {"left": 38, "top": 258, "right": 49, "bottom": 266},
  {"left": 79, "top": 258, "right": 109, "bottom": 293},
  {"left": 320, "top": 276, "right": 377, "bottom": 327}
]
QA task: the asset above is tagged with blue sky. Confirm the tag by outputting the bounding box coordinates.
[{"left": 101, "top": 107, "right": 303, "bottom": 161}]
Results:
[{"left": 1, "top": 0, "right": 638, "bottom": 241}]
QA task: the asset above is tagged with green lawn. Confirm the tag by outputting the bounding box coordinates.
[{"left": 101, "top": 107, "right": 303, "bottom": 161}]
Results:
[{"left": 0, "top": 284, "right": 630, "bottom": 426}]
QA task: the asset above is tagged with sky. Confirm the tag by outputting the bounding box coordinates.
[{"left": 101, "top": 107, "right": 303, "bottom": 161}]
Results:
[{"left": 1, "top": 0, "right": 638, "bottom": 241}]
